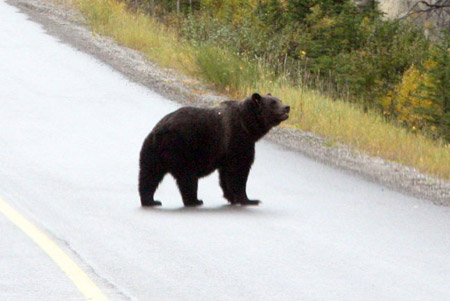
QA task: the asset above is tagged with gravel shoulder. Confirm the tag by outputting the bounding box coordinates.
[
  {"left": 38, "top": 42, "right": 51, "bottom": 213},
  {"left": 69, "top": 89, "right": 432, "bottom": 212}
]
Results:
[{"left": 8, "top": 0, "right": 450, "bottom": 206}]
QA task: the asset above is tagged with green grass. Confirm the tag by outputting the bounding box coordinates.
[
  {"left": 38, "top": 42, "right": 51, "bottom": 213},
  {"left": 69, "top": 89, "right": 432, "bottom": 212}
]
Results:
[{"left": 69, "top": 0, "right": 449, "bottom": 180}]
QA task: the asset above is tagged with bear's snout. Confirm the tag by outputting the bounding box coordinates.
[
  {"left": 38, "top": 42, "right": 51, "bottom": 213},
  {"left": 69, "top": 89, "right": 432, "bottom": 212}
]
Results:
[
  {"left": 285, "top": 105, "right": 290, "bottom": 113},
  {"left": 275, "top": 104, "right": 290, "bottom": 122}
]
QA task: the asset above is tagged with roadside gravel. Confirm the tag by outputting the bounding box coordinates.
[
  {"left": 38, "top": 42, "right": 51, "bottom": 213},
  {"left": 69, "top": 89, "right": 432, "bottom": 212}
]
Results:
[{"left": 8, "top": 0, "right": 450, "bottom": 205}]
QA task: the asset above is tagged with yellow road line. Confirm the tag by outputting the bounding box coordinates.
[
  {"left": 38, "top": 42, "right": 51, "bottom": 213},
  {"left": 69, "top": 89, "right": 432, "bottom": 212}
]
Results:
[{"left": 0, "top": 197, "right": 108, "bottom": 301}]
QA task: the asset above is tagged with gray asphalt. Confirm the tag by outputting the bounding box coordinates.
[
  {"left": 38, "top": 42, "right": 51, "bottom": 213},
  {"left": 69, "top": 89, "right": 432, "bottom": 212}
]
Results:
[{"left": 1, "top": 1, "right": 450, "bottom": 300}]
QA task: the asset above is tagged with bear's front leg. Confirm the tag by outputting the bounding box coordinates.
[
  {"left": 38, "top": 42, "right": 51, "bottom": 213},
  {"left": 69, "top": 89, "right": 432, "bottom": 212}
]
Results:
[
  {"left": 219, "top": 167, "right": 234, "bottom": 203},
  {"left": 236, "top": 199, "right": 261, "bottom": 205},
  {"left": 175, "top": 175, "right": 204, "bottom": 207},
  {"left": 223, "top": 164, "right": 260, "bottom": 206},
  {"left": 141, "top": 199, "right": 163, "bottom": 207}
]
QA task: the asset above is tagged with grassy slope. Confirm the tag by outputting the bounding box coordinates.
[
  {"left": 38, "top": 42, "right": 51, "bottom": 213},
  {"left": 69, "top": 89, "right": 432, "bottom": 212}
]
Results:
[{"left": 73, "top": 0, "right": 449, "bottom": 179}]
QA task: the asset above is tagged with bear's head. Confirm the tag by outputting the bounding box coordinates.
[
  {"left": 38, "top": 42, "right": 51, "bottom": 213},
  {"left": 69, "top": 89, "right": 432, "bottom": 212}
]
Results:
[
  {"left": 250, "top": 93, "right": 290, "bottom": 127},
  {"left": 241, "top": 93, "right": 290, "bottom": 141}
]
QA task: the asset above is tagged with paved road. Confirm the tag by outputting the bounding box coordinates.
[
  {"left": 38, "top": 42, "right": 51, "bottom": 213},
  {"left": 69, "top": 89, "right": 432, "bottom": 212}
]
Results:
[{"left": 1, "top": 1, "right": 450, "bottom": 300}]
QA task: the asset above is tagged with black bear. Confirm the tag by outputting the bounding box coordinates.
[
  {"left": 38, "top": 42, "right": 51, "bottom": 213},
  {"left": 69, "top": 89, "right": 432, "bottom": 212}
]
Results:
[{"left": 138, "top": 93, "right": 290, "bottom": 207}]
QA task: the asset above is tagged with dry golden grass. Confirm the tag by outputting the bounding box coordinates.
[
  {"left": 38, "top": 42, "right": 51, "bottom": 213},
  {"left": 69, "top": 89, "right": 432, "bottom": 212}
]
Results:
[
  {"left": 75, "top": 0, "right": 195, "bottom": 71},
  {"left": 260, "top": 84, "right": 449, "bottom": 179},
  {"left": 71, "top": 0, "right": 449, "bottom": 179}
]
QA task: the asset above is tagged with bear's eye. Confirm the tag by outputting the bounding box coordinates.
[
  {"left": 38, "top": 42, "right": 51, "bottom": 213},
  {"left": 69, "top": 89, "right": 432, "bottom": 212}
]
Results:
[{"left": 271, "top": 100, "right": 276, "bottom": 106}]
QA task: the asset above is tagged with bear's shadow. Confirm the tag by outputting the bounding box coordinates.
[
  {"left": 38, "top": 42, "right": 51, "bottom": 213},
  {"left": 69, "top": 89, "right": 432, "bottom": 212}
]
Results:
[{"left": 139, "top": 204, "right": 271, "bottom": 215}]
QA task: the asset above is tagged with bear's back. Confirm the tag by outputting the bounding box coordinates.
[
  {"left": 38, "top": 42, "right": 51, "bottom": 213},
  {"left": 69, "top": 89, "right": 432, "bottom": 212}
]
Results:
[
  {"left": 153, "top": 106, "right": 222, "bottom": 138},
  {"left": 149, "top": 107, "right": 227, "bottom": 176}
]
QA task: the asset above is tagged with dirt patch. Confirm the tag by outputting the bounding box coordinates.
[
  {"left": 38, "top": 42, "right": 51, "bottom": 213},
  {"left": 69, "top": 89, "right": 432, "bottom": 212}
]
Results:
[{"left": 8, "top": 0, "right": 450, "bottom": 205}]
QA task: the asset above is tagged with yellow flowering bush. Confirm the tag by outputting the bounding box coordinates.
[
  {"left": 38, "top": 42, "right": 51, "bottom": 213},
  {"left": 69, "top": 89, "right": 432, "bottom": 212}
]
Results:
[{"left": 381, "top": 63, "right": 439, "bottom": 131}]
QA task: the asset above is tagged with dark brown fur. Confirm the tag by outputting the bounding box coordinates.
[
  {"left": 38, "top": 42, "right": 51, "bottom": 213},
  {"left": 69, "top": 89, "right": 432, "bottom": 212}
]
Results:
[{"left": 138, "top": 93, "right": 290, "bottom": 207}]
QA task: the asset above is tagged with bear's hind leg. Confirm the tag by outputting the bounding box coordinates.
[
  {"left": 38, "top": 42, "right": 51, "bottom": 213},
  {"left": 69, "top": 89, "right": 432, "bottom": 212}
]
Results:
[
  {"left": 139, "top": 164, "right": 165, "bottom": 207},
  {"left": 174, "top": 175, "right": 203, "bottom": 207}
]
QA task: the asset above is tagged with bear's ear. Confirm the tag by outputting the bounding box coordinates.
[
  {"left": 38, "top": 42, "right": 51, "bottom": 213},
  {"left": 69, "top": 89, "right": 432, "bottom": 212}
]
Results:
[
  {"left": 267, "top": 93, "right": 272, "bottom": 96},
  {"left": 251, "top": 93, "right": 262, "bottom": 106}
]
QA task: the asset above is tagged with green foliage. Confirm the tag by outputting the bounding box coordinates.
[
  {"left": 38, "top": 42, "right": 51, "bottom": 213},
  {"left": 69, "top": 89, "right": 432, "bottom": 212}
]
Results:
[
  {"left": 194, "top": 44, "right": 262, "bottom": 93},
  {"left": 331, "top": 18, "right": 429, "bottom": 102},
  {"left": 126, "top": 0, "right": 448, "bottom": 141},
  {"left": 380, "top": 30, "right": 450, "bottom": 142},
  {"left": 420, "top": 32, "right": 450, "bottom": 141}
]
